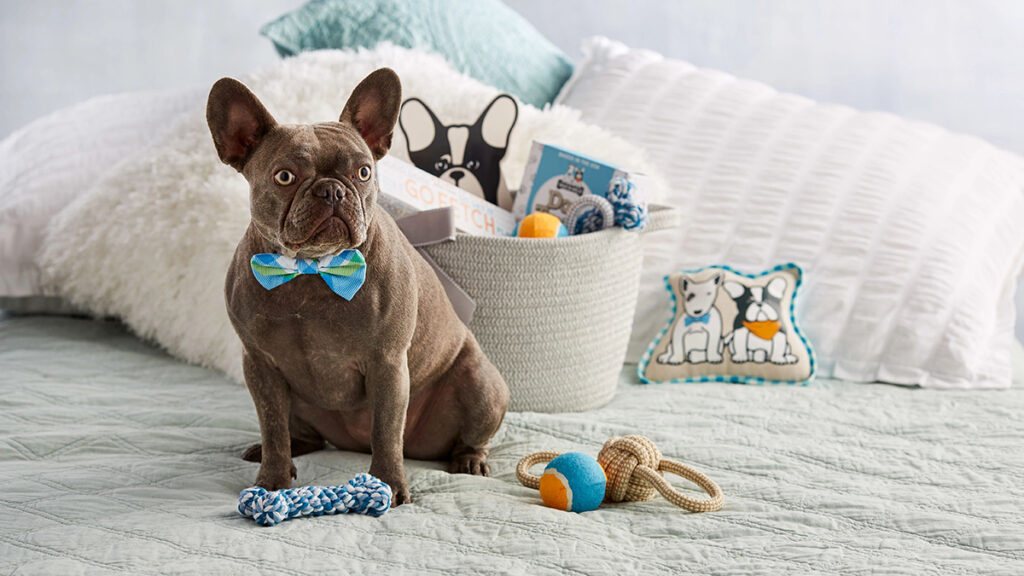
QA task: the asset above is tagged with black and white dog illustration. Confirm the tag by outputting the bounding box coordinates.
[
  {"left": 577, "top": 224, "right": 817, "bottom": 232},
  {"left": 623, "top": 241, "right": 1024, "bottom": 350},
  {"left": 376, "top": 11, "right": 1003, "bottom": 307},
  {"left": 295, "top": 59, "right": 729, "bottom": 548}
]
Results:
[
  {"left": 723, "top": 277, "right": 798, "bottom": 364},
  {"left": 658, "top": 274, "right": 724, "bottom": 365},
  {"left": 398, "top": 94, "right": 518, "bottom": 208}
]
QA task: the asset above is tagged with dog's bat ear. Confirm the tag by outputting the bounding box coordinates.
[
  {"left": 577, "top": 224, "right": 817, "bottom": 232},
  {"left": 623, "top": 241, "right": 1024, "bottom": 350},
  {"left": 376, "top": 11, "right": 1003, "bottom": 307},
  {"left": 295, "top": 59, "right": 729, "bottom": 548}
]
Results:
[
  {"left": 341, "top": 68, "right": 402, "bottom": 160},
  {"left": 399, "top": 98, "right": 443, "bottom": 153},
  {"left": 474, "top": 94, "right": 518, "bottom": 150},
  {"left": 206, "top": 78, "right": 277, "bottom": 172},
  {"left": 724, "top": 281, "right": 745, "bottom": 299},
  {"left": 766, "top": 277, "right": 787, "bottom": 299}
]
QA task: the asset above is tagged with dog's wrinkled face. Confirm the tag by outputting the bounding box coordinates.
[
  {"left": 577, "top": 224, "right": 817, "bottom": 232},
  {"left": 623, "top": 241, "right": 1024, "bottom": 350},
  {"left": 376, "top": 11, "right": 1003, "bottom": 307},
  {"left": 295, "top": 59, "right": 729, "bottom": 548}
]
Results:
[
  {"left": 206, "top": 69, "right": 402, "bottom": 258},
  {"left": 680, "top": 274, "right": 721, "bottom": 318}
]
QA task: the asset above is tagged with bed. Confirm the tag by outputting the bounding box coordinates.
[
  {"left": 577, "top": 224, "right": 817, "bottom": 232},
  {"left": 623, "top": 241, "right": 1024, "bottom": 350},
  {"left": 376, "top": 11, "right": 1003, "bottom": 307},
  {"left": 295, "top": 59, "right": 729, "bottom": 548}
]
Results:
[{"left": 2, "top": 314, "right": 1022, "bottom": 575}]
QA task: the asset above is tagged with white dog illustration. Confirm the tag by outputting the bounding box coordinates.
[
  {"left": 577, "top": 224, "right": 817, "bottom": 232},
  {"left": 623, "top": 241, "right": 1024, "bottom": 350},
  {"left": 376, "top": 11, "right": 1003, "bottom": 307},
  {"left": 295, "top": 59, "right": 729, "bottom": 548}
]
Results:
[
  {"left": 658, "top": 274, "right": 724, "bottom": 365},
  {"left": 723, "top": 277, "right": 798, "bottom": 364}
]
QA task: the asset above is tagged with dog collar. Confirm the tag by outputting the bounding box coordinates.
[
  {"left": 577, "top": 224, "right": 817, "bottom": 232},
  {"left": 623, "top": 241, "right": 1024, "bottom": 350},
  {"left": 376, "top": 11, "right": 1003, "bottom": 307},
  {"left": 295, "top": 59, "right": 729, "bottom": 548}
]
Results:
[{"left": 250, "top": 250, "right": 366, "bottom": 300}]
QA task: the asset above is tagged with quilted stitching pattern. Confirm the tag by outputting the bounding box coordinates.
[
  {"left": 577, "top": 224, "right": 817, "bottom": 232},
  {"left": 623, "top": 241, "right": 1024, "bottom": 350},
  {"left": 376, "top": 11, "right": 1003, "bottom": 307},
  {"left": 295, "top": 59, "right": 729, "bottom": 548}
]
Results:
[{"left": 2, "top": 316, "right": 1023, "bottom": 575}]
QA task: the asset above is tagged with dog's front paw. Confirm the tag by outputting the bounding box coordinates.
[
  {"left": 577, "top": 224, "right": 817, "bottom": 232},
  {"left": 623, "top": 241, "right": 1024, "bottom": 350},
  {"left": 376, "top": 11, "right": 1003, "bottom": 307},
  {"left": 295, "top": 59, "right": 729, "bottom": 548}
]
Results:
[
  {"left": 450, "top": 452, "right": 491, "bottom": 477},
  {"left": 708, "top": 353, "right": 723, "bottom": 364},
  {"left": 370, "top": 464, "right": 411, "bottom": 506},
  {"left": 658, "top": 352, "right": 682, "bottom": 365},
  {"left": 254, "top": 462, "right": 297, "bottom": 491},
  {"left": 731, "top": 353, "right": 747, "bottom": 363}
]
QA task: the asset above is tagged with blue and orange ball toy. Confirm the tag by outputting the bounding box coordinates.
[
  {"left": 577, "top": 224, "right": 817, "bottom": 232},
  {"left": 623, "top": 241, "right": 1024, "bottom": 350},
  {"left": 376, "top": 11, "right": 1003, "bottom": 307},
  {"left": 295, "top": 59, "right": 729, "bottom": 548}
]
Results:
[
  {"left": 516, "top": 212, "right": 569, "bottom": 238},
  {"left": 539, "top": 452, "right": 607, "bottom": 512}
]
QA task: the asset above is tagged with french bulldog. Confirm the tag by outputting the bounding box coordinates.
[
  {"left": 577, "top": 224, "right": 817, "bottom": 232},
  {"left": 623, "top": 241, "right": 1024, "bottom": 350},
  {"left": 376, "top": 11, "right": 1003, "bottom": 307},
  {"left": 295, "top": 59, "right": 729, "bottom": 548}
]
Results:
[
  {"left": 723, "top": 277, "right": 798, "bottom": 365},
  {"left": 658, "top": 273, "right": 724, "bottom": 365},
  {"left": 207, "top": 68, "right": 510, "bottom": 505}
]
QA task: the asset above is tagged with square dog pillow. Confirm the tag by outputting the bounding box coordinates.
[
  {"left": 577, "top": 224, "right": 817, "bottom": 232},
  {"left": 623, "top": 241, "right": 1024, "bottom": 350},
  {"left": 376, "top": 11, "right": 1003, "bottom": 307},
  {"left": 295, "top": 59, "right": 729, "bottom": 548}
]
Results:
[{"left": 640, "top": 264, "right": 815, "bottom": 385}]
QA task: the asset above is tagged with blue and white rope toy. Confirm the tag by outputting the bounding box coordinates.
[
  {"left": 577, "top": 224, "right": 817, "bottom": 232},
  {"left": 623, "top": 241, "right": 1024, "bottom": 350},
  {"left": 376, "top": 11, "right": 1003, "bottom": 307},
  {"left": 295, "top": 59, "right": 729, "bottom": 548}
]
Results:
[
  {"left": 562, "top": 177, "right": 650, "bottom": 235},
  {"left": 238, "top": 473, "right": 392, "bottom": 526},
  {"left": 607, "top": 177, "right": 649, "bottom": 231}
]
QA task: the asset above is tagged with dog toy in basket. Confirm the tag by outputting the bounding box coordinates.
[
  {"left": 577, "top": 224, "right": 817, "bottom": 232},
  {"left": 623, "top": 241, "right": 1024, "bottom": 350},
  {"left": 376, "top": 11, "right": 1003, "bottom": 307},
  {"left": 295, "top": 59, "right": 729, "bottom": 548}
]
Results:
[
  {"left": 238, "top": 473, "right": 392, "bottom": 526},
  {"left": 516, "top": 435, "right": 724, "bottom": 513}
]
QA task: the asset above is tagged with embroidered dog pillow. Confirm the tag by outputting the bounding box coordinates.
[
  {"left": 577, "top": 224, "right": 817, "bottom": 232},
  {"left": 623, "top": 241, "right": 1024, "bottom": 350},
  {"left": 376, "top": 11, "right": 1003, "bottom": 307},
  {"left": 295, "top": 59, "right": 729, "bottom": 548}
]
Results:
[{"left": 639, "top": 264, "right": 815, "bottom": 385}]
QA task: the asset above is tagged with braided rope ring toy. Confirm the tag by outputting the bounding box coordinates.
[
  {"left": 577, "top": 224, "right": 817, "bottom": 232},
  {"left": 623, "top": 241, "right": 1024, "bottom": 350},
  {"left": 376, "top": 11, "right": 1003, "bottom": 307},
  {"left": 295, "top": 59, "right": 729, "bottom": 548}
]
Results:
[
  {"left": 238, "top": 473, "right": 392, "bottom": 526},
  {"left": 516, "top": 435, "right": 724, "bottom": 513},
  {"left": 564, "top": 194, "right": 615, "bottom": 235}
]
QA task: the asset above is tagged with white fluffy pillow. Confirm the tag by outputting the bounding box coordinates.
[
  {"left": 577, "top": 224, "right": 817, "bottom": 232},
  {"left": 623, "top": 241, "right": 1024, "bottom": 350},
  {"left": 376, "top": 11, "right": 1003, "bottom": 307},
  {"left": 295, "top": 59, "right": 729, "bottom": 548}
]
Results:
[
  {"left": 0, "top": 89, "right": 202, "bottom": 300},
  {"left": 557, "top": 37, "right": 1024, "bottom": 388},
  {"left": 40, "top": 45, "right": 661, "bottom": 382}
]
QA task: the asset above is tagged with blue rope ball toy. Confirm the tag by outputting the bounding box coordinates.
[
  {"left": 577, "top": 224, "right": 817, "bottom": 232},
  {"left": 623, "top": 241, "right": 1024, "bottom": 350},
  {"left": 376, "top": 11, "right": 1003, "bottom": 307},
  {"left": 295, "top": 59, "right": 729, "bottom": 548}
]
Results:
[
  {"left": 238, "top": 473, "right": 392, "bottom": 526},
  {"left": 538, "top": 452, "right": 607, "bottom": 513},
  {"left": 607, "top": 177, "right": 649, "bottom": 231}
]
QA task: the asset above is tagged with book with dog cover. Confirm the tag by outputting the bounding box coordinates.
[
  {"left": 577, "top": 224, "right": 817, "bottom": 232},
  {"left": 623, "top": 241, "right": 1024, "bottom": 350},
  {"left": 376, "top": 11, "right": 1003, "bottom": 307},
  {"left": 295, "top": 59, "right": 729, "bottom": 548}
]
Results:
[{"left": 513, "top": 141, "right": 629, "bottom": 220}]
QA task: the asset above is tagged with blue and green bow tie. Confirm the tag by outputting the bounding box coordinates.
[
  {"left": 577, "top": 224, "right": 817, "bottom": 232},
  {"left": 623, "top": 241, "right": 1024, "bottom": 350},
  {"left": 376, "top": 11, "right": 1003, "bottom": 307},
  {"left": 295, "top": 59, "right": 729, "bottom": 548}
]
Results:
[{"left": 250, "top": 250, "right": 366, "bottom": 300}]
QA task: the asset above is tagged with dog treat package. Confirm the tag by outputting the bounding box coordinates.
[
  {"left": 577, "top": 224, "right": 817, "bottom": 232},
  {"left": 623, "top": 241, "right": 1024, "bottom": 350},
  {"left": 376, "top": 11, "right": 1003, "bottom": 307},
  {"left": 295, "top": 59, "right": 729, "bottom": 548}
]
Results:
[
  {"left": 639, "top": 264, "right": 815, "bottom": 385},
  {"left": 513, "top": 141, "right": 630, "bottom": 221},
  {"left": 377, "top": 156, "right": 517, "bottom": 237}
]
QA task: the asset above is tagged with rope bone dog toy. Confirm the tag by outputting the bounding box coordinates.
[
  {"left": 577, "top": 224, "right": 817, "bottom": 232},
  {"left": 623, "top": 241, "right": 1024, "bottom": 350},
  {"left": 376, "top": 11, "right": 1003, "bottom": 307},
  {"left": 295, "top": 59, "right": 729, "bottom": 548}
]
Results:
[
  {"left": 238, "top": 473, "right": 392, "bottom": 526},
  {"left": 516, "top": 435, "right": 724, "bottom": 513}
]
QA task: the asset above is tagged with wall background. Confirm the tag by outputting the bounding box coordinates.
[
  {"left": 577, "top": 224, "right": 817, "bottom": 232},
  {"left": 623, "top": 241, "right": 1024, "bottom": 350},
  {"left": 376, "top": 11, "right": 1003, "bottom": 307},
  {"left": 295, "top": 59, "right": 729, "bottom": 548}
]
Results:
[{"left": 2, "top": 0, "right": 1022, "bottom": 339}]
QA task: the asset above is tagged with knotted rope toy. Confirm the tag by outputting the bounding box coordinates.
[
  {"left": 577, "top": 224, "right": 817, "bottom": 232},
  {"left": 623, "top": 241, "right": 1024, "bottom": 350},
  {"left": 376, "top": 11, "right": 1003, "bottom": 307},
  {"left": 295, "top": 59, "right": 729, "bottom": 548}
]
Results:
[
  {"left": 516, "top": 435, "right": 724, "bottom": 513},
  {"left": 238, "top": 473, "right": 392, "bottom": 526},
  {"left": 607, "top": 177, "right": 649, "bottom": 231}
]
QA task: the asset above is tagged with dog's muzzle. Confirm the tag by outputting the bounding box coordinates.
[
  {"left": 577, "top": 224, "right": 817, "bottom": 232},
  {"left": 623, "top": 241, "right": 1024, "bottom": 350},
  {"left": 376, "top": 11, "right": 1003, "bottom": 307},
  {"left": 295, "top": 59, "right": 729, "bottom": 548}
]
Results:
[{"left": 312, "top": 179, "right": 346, "bottom": 204}]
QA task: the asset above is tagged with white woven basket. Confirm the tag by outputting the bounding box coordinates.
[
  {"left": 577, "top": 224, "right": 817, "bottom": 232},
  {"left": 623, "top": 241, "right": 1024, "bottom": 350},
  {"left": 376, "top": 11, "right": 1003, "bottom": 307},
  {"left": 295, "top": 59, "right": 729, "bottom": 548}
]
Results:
[{"left": 423, "top": 205, "right": 679, "bottom": 412}]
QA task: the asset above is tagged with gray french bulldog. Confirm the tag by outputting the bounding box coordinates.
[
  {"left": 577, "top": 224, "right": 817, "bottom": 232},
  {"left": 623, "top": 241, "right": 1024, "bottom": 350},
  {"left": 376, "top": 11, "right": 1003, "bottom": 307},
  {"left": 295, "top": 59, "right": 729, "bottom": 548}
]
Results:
[{"left": 206, "top": 68, "right": 510, "bottom": 505}]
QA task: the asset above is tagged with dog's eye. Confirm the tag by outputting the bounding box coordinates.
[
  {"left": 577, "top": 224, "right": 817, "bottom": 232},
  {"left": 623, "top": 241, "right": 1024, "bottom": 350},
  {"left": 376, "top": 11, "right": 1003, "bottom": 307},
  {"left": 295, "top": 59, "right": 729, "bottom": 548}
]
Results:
[
  {"left": 356, "top": 165, "right": 372, "bottom": 182},
  {"left": 273, "top": 170, "right": 296, "bottom": 186},
  {"left": 466, "top": 160, "right": 480, "bottom": 170},
  {"left": 434, "top": 159, "right": 450, "bottom": 172}
]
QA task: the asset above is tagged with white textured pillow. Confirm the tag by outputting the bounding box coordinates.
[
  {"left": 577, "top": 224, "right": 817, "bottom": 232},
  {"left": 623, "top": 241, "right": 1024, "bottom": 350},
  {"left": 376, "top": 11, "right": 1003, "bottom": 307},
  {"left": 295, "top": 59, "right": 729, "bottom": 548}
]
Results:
[
  {"left": 40, "top": 45, "right": 661, "bottom": 382},
  {"left": 558, "top": 37, "right": 1024, "bottom": 388},
  {"left": 0, "top": 89, "right": 202, "bottom": 300}
]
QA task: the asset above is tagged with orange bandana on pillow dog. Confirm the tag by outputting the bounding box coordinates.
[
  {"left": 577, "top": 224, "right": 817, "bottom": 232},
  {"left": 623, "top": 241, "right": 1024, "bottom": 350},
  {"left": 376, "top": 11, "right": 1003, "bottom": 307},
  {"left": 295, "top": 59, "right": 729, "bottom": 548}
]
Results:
[{"left": 639, "top": 264, "right": 815, "bottom": 385}]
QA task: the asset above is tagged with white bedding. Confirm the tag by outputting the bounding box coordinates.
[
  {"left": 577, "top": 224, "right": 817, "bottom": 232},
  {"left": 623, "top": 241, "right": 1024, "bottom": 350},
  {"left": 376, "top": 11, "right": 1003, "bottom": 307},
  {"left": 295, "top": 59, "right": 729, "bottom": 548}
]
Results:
[{"left": 2, "top": 316, "right": 1022, "bottom": 575}]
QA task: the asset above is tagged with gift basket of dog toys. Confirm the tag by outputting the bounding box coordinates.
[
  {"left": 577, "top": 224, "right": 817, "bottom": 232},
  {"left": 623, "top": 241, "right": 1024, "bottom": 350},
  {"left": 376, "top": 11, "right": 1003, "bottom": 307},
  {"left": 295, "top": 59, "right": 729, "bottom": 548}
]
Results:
[
  {"left": 421, "top": 146, "right": 677, "bottom": 412},
  {"left": 393, "top": 96, "right": 679, "bottom": 412}
]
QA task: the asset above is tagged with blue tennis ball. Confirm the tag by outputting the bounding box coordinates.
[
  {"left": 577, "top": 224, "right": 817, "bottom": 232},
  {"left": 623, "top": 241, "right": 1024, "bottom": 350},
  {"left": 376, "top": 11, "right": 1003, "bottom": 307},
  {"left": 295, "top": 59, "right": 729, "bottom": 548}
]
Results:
[{"left": 539, "top": 452, "right": 606, "bottom": 512}]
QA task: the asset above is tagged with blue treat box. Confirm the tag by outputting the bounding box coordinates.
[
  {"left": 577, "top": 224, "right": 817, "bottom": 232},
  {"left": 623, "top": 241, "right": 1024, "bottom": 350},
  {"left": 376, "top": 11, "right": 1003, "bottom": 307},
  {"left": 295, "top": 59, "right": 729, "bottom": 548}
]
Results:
[{"left": 513, "top": 141, "right": 629, "bottom": 220}]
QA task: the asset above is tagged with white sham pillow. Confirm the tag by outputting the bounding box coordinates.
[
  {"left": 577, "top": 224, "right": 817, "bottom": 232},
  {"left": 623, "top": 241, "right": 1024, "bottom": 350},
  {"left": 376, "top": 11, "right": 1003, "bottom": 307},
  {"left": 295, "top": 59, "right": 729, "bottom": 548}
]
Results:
[
  {"left": 0, "top": 88, "right": 203, "bottom": 303},
  {"left": 557, "top": 37, "right": 1024, "bottom": 388}
]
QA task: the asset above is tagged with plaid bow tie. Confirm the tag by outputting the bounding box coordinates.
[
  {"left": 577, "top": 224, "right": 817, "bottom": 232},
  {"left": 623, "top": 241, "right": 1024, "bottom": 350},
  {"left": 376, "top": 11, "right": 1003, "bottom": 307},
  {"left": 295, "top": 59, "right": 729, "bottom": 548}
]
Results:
[{"left": 250, "top": 250, "right": 367, "bottom": 300}]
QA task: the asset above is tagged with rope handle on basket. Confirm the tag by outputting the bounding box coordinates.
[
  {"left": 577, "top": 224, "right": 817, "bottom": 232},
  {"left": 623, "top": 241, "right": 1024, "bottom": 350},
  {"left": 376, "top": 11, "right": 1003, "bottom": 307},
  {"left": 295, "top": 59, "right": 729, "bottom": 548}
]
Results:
[{"left": 515, "top": 436, "right": 724, "bottom": 513}]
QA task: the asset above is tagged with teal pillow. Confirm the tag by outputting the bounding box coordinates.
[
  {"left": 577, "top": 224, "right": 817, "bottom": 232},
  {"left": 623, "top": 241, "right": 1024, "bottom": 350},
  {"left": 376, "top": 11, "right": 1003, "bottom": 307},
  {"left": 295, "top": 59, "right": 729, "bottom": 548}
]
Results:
[{"left": 260, "top": 0, "right": 574, "bottom": 108}]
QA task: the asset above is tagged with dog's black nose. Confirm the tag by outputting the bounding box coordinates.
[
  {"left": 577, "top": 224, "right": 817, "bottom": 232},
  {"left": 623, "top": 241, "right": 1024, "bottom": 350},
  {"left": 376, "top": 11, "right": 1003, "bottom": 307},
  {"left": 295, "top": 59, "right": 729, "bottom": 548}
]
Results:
[
  {"left": 312, "top": 180, "right": 346, "bottom": 204},
  {"left": 448, "top": 170, "right": 465, "bottom": 184}
]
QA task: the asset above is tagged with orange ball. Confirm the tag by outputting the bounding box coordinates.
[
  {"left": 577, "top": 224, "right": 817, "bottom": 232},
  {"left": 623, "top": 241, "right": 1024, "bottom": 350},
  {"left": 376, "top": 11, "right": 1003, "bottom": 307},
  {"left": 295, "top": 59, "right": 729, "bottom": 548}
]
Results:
[{"left": 516, "top": 213, "right": 569, "bottom": 238}]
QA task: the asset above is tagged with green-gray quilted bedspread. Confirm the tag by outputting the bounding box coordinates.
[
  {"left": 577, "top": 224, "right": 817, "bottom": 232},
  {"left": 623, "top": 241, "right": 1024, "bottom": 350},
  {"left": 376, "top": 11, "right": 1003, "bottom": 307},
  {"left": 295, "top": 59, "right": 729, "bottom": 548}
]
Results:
[{"left": 2, "top": 316, "right": 1023, "bottom": 575}]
